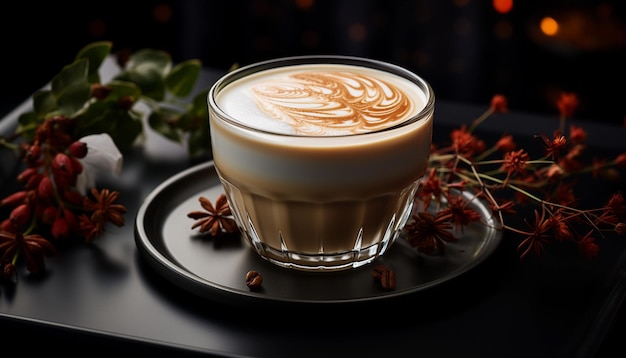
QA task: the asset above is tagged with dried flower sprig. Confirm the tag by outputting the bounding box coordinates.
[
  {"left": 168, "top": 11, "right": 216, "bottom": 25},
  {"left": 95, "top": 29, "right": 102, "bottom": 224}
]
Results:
[{"left": 405, "top": 93, "right": 625, "bottom": 260}]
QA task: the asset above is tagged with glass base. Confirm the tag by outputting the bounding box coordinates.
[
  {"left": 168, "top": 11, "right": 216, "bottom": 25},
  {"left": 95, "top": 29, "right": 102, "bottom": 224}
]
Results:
[
  {"left": 242, "top": 217, "right": 402, "bottom": 272},
  {"left": 220, "top": 176, "right": 419, "bottom": 272}
]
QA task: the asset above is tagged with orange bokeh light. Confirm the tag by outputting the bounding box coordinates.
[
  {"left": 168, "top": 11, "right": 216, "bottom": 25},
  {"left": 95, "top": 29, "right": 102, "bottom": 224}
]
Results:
[
  {"left": 493, "top": 0, "right": 513, "bottom": 14},
  {"left": 540, "top": 17, "right": 559, "bottom": 36}
]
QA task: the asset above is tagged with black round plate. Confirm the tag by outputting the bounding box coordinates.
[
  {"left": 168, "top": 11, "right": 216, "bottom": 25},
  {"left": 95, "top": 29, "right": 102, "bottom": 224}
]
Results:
[{"left": 134, "top": 161, "right": 502, "bottom": 308}]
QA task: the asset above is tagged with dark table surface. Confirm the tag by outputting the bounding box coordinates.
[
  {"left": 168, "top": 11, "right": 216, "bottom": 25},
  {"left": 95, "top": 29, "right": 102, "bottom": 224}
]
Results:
[{"left": 1, "top": 62, "right": 625, "bottom": 357}]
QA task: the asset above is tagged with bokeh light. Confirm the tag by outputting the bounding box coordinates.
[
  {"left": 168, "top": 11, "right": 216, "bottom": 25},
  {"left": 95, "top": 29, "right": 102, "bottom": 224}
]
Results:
[
  {"left": 540, "top": 16, "right": 559, "bottom": 36},
  {"left": 493, "top": 0, "right": 513, "bottom": 14},
  {"left": 153, "top": 3, "right": 172, "bottom": 23}
]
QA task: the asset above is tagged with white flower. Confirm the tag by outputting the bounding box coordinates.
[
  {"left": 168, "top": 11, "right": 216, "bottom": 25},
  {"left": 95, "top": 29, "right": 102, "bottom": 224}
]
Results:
[{"left": 76, "top": 133, "right": 123, "bottom": 195}]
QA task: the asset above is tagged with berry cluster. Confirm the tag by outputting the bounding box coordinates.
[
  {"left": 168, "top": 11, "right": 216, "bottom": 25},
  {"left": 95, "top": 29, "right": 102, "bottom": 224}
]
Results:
[
  {"left": 2, "top": 116, "right": 87, "bottom": 237},
  {"left": 0, "top": 115, "right": 127, "bottom": 280}
]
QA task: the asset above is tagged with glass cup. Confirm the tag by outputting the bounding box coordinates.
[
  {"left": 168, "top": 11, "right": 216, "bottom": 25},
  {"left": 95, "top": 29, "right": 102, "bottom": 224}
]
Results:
[{"left": 207, "top": 55, "right": 434, "bottom": 272}]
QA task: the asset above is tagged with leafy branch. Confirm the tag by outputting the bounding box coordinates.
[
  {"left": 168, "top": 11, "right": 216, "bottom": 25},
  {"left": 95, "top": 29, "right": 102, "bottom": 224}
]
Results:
[
  {"left": 13, "top": 41, "right": 211, "bottom": 157},
  {"left": 0, "top": 41, "right": 213, "bottom": 283}
]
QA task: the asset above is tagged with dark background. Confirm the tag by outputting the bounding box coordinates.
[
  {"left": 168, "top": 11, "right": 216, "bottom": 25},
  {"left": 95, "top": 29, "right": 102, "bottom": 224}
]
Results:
[
  {"left": 0, "top": 1, "right": 624, "bottom": 356},
  {"left": 1, "top": 0, "right": 626, "bottom": 126}
]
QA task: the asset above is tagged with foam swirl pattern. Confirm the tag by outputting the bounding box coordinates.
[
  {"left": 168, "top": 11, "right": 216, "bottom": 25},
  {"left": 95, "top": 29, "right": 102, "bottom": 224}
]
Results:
[{"left": 251, "top": 71, "right": 415, "bottom": 135}]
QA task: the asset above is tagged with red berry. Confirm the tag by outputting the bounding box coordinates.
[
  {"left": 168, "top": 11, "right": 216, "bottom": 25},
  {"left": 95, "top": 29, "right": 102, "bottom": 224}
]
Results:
[
  {"left": 38, "top": 176, "right": 55, "bottom": 200},
  {"left": 17, "top": 167, "right": 37, "bottom": 183},
  {"left": 0, "top": 191, "right": 28, "bottom": 207},
  {"left": 10, "top": 204, "right": 31, "bottom": 227},
  {"left": 69, "top": 141, "right": 88, "bottom": 158},
  {"left": 41, "top": 206, "right": 58, "bottom": 225},
  {"left": 53, "top": 153, "right": 74, "bottom": 176}
]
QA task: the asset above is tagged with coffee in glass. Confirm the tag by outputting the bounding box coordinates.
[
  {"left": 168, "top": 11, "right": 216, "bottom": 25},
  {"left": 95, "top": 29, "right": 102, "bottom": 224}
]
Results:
[{"left": 208, "top": 55, "right": 434, "bottom": 272}]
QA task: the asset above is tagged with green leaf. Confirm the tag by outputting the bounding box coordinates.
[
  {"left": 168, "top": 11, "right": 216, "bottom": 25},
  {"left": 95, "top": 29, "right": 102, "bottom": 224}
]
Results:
[
  {"left": 16, "top": 111, "right": 40, "bottom": 141},
  {"left": 176, "top": 111, "right": 198, "bottom": 131},
  {"left": 73, "top": 80, "right": 145, "bottom": 152},
  {"left": 178, "top": 89, "right": 209, "bottom": 131},
  {"left": 74, "top": 100, "right": 115, "bottom": 132},
  {"left": 17, "top": 111, "right": 38, "bottom": 127},
  {"left": 190, "top": 88, "right": 210, "bottom": 114},
  {"left": 114, "top": 68, "right": 166, "bottom": 101},
  {"left": 51, "top": 59, "right": 89, "bottom": 97},
  {"left": 183, "top": 89, "right": 211, "bottom": 158},
  {"left": 177, "top": 89, "right": 209, "bottom": 131},
  {"left": 109, "top": 110, "right": 144, "bottom": 151},
  {"left": 165, "top": 59, "right": 201, "bottom": 98},
  {"left": 187, "top": 120, "right": 211, "bottom": 158},
  {"left": 148, "top": 109, "right": 182, "bottom": 142},
  {"left": 32, "top": 90, "right": 57, "bottom": 117},
  {"left": 114, "top": 48, "right": 172, "bottom": 101},
  {"left": 74, "top": 105, "right": 143, "bottom": 152},
  {"left": 56, "top": 81, "right": 92, "bottom": 117},
  {"left": 105, "top": 80, "right": 143, "bottom": 101},
  {"left": 75, "top": 41, "right": 113, "bottom": 83},
  {"left": 74, "top": 99, "right": 127, "bottom": 133},
  {"left": 51, "top": 59, "right": 92, "bottom": 116},
  {"left": 124, "top": 48, "right": 172, "bottom": 77}
]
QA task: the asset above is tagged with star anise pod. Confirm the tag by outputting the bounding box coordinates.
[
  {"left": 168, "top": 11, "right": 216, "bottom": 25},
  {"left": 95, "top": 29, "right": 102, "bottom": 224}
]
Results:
[
  {"left": 82, "top": 188, "right": 127, "bottom": 242},
  {"left": 438, "top": 195, "right": 482, "bottom": 232},
  {"left": 0, "top": 230, "right": 57, "bottom": 276},
  {"left": 404, "top": 211, "right": 456, "bottom": 255},
  {"left": 188, "top": 194, "right": 238, "bottom": 236}
]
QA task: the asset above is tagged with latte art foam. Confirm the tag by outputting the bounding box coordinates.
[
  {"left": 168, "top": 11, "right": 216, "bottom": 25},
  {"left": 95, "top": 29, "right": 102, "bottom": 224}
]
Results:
[
  {"left": 252, "top": 71, "right": 414, "bottom": 135},
  {"left": 216, "top": 64, "right": 425, "bottom": 136}
]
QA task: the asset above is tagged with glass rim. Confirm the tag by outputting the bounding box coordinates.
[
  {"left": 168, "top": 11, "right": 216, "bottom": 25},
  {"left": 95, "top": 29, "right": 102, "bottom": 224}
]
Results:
[{"left": 208, "top": 55, "right": 435, "bottom": 138}]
